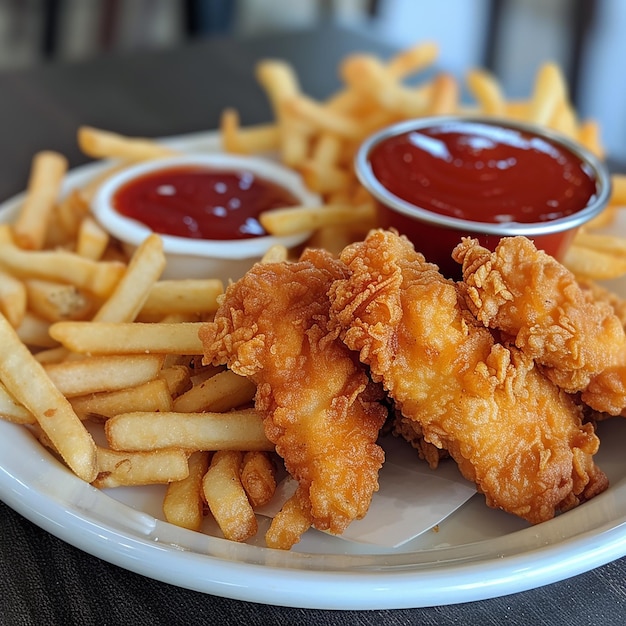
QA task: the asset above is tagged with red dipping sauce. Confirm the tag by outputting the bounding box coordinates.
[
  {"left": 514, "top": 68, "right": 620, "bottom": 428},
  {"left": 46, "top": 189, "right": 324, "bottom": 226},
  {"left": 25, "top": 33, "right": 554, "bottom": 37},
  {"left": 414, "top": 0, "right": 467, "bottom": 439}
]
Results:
[
  {"left": 356, "top": 117, "right": 610, "bottom": 277},
  {"left": 113, "top": 166, "right": 300, "bottom": 240}
]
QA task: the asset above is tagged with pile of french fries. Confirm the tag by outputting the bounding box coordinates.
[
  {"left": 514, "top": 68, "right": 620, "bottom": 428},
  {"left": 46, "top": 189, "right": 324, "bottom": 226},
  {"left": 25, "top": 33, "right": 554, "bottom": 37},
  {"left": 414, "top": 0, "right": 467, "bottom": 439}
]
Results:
[{"left": 2, "top": 41, "right": 626, "bottom": 549}]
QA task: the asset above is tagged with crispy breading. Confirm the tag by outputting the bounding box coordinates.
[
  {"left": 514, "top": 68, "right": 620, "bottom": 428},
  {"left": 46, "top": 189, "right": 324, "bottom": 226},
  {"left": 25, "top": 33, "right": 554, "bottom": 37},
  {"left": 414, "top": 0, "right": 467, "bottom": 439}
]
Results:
[
  {"left": 199, "top": 248, "right": 387, "bottom": 549},
  {"left": 329, "top": 230, "right": 607, "bottom": 524}
]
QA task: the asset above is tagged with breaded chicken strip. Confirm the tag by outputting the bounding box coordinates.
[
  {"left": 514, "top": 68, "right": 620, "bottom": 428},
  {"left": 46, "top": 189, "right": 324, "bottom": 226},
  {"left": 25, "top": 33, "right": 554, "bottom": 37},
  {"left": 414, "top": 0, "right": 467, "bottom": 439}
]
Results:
[
  {"left": 199, "top": 248, "right": 387, "bottom": 550},
  {"left": 453, "top": 236, "right": 626, "bottom": 415},
  {"left": 329, "top": 230, "right": 607, "bottom": 524}
]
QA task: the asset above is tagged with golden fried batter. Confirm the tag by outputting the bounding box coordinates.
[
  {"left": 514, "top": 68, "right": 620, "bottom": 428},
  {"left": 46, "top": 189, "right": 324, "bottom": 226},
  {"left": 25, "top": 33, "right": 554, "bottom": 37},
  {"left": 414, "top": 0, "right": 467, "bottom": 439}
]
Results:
[
  {"left": 454, "top": 236, "right": 626, "bottom": 415},
  {"left": 329, "top": 230, "right": 607, "bottom": 524},
  {"left": 199, "top": 248, "right": 387, "bottom": 549}
]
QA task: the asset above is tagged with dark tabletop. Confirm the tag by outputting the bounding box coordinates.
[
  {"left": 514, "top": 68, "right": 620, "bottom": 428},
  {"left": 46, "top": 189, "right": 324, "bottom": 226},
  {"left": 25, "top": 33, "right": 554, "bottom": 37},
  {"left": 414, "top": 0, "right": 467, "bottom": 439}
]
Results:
[{"left": 1, "top": 22, "right": 625, "bottom": 626}]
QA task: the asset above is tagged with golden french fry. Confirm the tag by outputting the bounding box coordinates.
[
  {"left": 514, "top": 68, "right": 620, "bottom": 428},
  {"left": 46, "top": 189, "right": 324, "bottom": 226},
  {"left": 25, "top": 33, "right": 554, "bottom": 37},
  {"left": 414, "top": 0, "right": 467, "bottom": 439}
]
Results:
[
  {"left": 25, "top": 279, "right": 94, "bottom": 322},
  {"left": 15, "top": 312, "right": 57, "bottom": 348},
  {"left": 158, "top": 364, "right": 192, "bottom": 397},
  {"left": 12, "top": 150, "right": 68, "bottom": 250},
  {"left": 202, "top": 450, "right": 257, "bottom": 542},
  {"left": 466, "top": 68, "right": 505, "bottom": 116},
  {"left": 300, "top": 160, "right": 353, "bottom": 195},
  {"left": 426, "top": 72, "right": 459, "bottom": 116},
  {"left": 53, "top": 189, "right": 90, "bottom": 241},
  {"left": 172, "top": 369, "right": 256, "bottom": 413},
  {"left": 577, "top": 119, "right": 605, "bottom": 159},
  {"left": 92, "top": 233, "right": 165, "bottom": 323},
  {"left": 105, "top": 409, "right": 273, "bottom": 452},
  {"left": 282, "top": 95, "right": 363, "bottom": 140},
  {"left": 69, "top": 378, "right": 173, "bottom": 421},
  {"left": 219, "top": 108, "right": 280, "bottom": 155},
  {"left": 265, "top": 492, "right": 312, "bottom": 550},
  {"left": 0, "top": 313, "right": 97, "bottom": 481},
  {"left": 75, "top": 216, "right": 110, "bottom": 260},
  {"left": 44, "top": 354, "right": 164, "bottom": 397},
  {"left": 0, "top": 380, "right": 34, "bottom": 424},
  {"left": 78, "top": 126, "right": 177, "bottom": 161},
  {"left": 49, "top": 321, "right": 204, "bottom": 355},
  {"left": 0, "top": 270, "right": 27, "bottom": 328},
  {"left": 386, "top": 41, "right": 438, "bottom": 79},
  {"left": 240, "top": 451, "right": 276, "bottom": 508},
  {"left": 260, "top": 203, "right": 375, "bottom": 236},
  {"left": 585, "top": 205, "right": 617, "bottom": 230},
  {"left": 0, "top": 239, "right": 125, "bottom": 298},
  {"left": 548, "top": 100, "right": 577, "bottom": 139},
  {"left": 528, "top": 62, "right": 568, "bottom": 125},
  {"left": 93, "top": 446, "right": 189, "bottom": 488},
  {"left": 573, "top": 231, "right": 626, "bottom": 256},
  {"left": 139, "top": 279, "right": 223, "bottom": 318},
  {"left": 260, "top": 244, "right": 288, "bottom": 264},
  {"left": 163, "top": 450, "right": 211, "bottom": 531},
  {"left": 256, "top": 60, "right": 310, "bottom": 167},
  {"left": 562, "top": 244, "right": 626, "bottom": 280},
  {"left": 340, "top": 54, "right": 431, "bottom": 118},
  {"left": 610, "top": 174, "right": 626, "bottom": 206}
]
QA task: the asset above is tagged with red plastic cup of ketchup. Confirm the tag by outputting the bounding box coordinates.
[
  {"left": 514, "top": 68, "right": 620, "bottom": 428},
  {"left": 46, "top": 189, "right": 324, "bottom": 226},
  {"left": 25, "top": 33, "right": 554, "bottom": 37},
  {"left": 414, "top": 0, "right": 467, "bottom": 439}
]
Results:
[{"left": 355, "top": 116, "right": 611, "bottom": 277}]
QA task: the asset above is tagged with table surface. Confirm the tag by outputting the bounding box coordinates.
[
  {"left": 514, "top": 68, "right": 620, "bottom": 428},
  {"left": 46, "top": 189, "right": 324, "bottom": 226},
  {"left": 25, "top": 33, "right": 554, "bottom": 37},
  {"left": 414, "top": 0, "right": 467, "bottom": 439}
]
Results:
[{"left": 1, "top": 22, "right": 626, "bottom": 626}]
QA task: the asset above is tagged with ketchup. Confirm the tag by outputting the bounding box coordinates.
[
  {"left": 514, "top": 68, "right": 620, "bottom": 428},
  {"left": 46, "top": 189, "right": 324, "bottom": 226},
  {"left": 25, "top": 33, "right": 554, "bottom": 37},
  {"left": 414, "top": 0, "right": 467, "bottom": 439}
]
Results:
[
  {"left": 368, "top": 121, "right": 597, "bottom": 224},
  {"left": 112, "top": 166, "right": 299, "bottom": 240}
]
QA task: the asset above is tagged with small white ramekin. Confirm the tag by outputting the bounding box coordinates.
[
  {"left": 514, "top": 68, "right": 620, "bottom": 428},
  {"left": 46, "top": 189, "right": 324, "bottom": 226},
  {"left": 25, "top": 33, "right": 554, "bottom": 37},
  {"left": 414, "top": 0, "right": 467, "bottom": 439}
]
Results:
[{"left": 92, "top": 153, "right": 320, "bottom": 281}]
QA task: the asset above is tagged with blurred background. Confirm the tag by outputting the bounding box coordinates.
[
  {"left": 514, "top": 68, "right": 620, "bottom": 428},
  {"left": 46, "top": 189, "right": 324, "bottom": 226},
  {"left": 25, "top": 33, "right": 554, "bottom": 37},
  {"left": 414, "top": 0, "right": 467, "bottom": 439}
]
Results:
[{"left": 0, "top": 0, "right": 624, "bottom": 162}]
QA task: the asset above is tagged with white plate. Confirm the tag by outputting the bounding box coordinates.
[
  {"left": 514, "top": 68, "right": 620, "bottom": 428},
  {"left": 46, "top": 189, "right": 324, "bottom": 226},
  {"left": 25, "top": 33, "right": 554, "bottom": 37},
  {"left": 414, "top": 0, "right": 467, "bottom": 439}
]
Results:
[{"left": 1, "top": 131, "right": 626, "bottom": 610}]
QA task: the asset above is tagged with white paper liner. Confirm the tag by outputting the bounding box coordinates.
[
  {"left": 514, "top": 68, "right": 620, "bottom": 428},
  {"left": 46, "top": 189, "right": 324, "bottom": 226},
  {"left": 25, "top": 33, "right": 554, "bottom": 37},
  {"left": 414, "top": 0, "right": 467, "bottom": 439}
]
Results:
[{"left": 256, "top": 434, "right": 476, "bottom": 548}]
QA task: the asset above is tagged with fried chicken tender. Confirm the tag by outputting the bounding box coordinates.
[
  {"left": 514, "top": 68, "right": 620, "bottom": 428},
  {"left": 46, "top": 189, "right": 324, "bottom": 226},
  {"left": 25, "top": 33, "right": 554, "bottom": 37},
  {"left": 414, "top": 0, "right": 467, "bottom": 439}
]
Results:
[
  {"left": 328, "top": 230, "right": 607, "bottom": 524},
  {"left": 199, "top": 248, "right": 387, "bottom": 550},
  {"left": 453, "top": 236, "right": 626, "bottom": 415}
]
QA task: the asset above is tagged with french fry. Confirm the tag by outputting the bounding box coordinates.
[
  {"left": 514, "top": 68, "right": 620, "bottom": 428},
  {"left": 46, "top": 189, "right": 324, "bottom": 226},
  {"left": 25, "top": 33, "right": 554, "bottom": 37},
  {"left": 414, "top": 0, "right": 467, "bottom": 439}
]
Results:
[
  {"left": 426, "top": 72, "right": 459, "bottom": 116},
  {"left": 93, "top": 446, "right": 189, "bottom": 488},
  {"left": 16, "top": 312, "right": 57, "bottom": 348},
  {"left": 260, "top": 203, "right": 375, "bottom": 236},
  {"left": 139, "top": 278, "right": 223, "bottom": 318},
  {"left": 265, "top": 492, "right": 312, "bottom": 550},
  {"left": 202, "top": 450, "right": 257, "bottom": 542},
  {"left": 260, "top": 244, "right": 288, "bottom": 264},
  {"left": 105, "top": 409, "right": 273, "bottom": 452},
  {"left": 528, "top": 62, "right": 568, "bottom": 125},
  {"left": 53, "top": 189, "right": 90, "bottom": 241},
  {"left": 49, "top": 321, "right": 205, "bottom": 355},
  {"left": 44, "top": 354, "right": 164, "bottom": 397},
  {"left": 240, "top": 451, "right": 276, "bottom": 507},
  {"left": 577, "top": 119, "right": 605, "bottom": 159},
  {"left": 78, "top": 126, "right": 177, "bottom": 161},
  {"left": 386, "top": 41, "right": 439, "bottom": 79},
  {"left": 255, "top": 60, "right": 310, "bottom": 167},
  {"left": 610, "top": 174, "right": 626, "bottom": 206},
  {"left": 25, "top": 279, "right": 94, "bottom": 322},
  {"left": 75, "top": 216, "right": 110, "bottom": 260},
  {"left": 466, "top": 68, "right": 506, "bottom": 116},
  {"left": 0, "top": 380, "right": 34, "bottom": 424},
  {"left": 219, "top": 108, "right": 280, "bottom": 155},
  {"left": 163, "top": 450, "right": 210, "bottom": 531},
  {"left": 0, "top": 313, "right": 97, "bottom": 481},
  {"left": 0, "top": 239, "right": 125, "bottom": 298},
  {"left": 12, "top": 150, "right": 68, "bottom": 250},
  {"left": 172, "top": 369, "right": 256, "bottom": 413},
  {"left": 158, "top": 364, "right": 192, "bottom": 397},
  {"left": 573, "top": 231, "right": 626, "bottom": 257},
  {"left": 563, "top": 244, "right": 626, "bottom": 280},
  {"left": 92, "top": 233, "right": 165, "bottom": 323},
  {"left": 69, "top": 378, "right": 173, "bottom": 421},
  {"left": 0, "top": 270, "right": 27, "bottom": 328}
]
